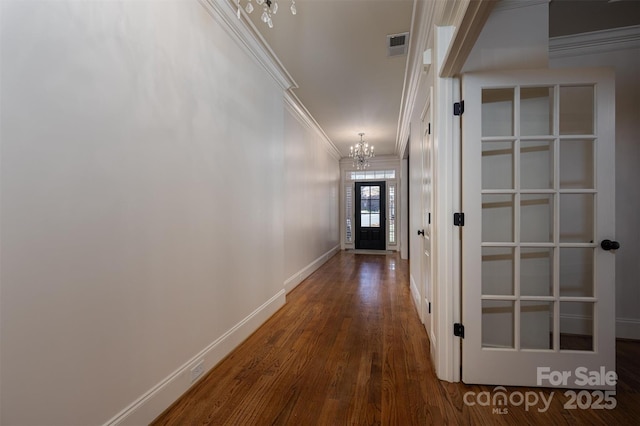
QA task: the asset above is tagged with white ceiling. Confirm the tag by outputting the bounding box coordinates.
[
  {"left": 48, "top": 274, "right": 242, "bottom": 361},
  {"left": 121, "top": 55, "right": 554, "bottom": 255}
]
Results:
[{"left": 245, "top": 0, "right": 414, "bottom": 157}]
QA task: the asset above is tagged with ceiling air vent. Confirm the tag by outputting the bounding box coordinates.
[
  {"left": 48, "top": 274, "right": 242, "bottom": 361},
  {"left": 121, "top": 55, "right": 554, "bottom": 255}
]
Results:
[{"left": 387, "top": 32, "right": 409, "bottom": 57}]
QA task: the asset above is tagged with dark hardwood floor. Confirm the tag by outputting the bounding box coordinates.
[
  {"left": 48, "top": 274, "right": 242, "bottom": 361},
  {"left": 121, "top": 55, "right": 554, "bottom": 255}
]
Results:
[{"left": 153, "top": 251, "right": 640, "bottom": 425}]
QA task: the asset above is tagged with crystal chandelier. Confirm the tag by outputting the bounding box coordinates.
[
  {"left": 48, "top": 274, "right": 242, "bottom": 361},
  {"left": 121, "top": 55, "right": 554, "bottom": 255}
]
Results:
[
  {"left": 349, "top": 133, "right": 375, "bottom": 170},
  {"left": 237, "top": 0, "right": 297, "bottom": 28}
]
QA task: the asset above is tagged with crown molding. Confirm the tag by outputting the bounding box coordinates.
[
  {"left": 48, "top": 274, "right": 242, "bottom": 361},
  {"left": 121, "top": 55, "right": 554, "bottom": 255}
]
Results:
[
  {"left": 198, "top": 0, "right": 297, "bottom": 91},
  {"left": 550, "top": 25, "right": 640, "bottom": 58},
  {"left": 493, "top": 0, "right": 549, "bottom": 13},
  {"left": 395, "top": 0, "right": 436, "bottom": 158},
  {"left": 284, "top": 92, "right": 342, "bottom": 160}
]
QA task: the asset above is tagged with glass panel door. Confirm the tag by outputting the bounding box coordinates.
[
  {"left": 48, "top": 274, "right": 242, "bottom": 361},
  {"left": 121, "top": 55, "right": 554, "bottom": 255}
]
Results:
[
  {"left": 355, "top": 182, "right": 386, "bottom": 250},
  {"left": 462, "top": 68, "right": 615, "bottom": 388}
]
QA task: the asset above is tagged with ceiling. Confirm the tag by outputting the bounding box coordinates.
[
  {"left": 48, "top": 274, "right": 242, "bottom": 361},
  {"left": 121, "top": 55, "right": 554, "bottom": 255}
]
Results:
[{"left": 244, "top": 0, "right": 414, "bottom": 157}]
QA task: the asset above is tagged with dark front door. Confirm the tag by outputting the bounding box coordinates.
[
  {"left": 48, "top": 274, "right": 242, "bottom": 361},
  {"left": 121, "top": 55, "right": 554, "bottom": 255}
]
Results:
[{"left": 355, "top": 181, "right": 386, "bottom": 250}]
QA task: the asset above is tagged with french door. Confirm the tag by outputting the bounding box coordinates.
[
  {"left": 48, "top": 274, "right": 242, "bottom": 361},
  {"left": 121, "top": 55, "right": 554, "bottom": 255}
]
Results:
[
  {"left": 461, "top": 68, "right": 616, "bottom": 388},
  {"left": 355, "top": 181, "right": 386, "bottom": 250}
]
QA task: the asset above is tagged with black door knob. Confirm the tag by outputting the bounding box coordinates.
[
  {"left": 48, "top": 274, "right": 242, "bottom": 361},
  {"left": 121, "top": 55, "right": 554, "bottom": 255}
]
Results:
[
  {"left": 417, "top": 230, "right": 425, "bottom": 236},
  {"left": 601, "top": 239, "right": 620, "bottom": 251}
]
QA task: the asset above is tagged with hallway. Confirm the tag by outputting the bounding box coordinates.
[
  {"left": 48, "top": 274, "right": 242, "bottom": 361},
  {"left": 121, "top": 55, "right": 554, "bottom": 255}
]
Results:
[{"left": 153, "top": 251, "right": 640, "bottom": 425}]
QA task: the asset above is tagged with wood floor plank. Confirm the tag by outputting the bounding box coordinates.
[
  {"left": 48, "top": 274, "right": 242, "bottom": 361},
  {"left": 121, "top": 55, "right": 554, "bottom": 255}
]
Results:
[{"left": 153, "top": 251, "right": 640, "bottom": 425}]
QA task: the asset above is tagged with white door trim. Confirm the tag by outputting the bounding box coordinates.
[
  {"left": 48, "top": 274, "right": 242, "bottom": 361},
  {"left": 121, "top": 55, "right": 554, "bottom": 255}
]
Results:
[{"left": 432, "top": 25, "right": 461, "bottom": 383}]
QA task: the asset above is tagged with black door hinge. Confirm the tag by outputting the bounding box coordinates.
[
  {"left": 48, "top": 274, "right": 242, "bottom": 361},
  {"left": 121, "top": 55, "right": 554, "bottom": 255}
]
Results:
[
  {"left": 454, "top": 323, "right": 465, "bottom": 338},
  {"left": 454, "top": 101, "right": 464, "bottom": 116},
  {"left": 428, "top": 122, "right": 431, "bottom": 134},
  {"left": 428, "top": 302, "right": 432, "bottom": 314},
  {"left": 454, "top": 212, "right": 465, "bottom": 226},
  {"left": 428, "top": 212, "right": 431, "bottom": 224}
]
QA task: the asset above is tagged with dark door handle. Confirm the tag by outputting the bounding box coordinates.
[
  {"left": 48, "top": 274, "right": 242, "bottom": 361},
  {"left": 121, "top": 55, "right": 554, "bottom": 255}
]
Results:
[
  {"left": 601, "top": 239, "right": 620, "bottom": 251},
  {"left": 417, "top": 230, "right": 425, "bottom": 236}
]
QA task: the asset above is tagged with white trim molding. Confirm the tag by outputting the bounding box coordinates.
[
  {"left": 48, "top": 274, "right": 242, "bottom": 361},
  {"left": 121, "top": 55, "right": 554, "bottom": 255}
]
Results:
[
  {"left": 284, "top": 245, "right": 340, "bottom": 294},
  {"left": 493, "top": 0, "right": 549, "bottom": 13},
  {"left": 396, "top": 0, "right": 436, "bottom": 157},
  {"left": 198, "top": 0, "right": 297, "bottom": 90},
  {"left": 410, "top": 274, "right": 421, "bottom": 315},
  {"left": 284, "top": 92, "right": 342, "bottom": 160},
  {"left": 104, "top": 289, "right": 286, "bottom": 426},
  {"left": 550, "top": 25, "right": 640, "bottom": 59},
  {"left": 616, "top": 317, "right": 640, "bottom": 340}
]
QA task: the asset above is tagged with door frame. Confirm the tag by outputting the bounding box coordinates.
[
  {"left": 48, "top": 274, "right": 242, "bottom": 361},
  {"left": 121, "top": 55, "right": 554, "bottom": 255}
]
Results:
[{"left": 354, "top": 181, "right": 387, "bottom": 250}]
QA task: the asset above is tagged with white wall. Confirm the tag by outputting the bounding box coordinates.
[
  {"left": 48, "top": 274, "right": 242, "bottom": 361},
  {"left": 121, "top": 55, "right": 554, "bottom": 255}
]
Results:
[
  {"left": 0, "top": 0, "right": 338, "bottom": 424},
  {"left": 550, "top": 26, "right": 640, "bottom": 339},
  {"left": 283, "top": 98, "right": 340, "bottom": 292}
]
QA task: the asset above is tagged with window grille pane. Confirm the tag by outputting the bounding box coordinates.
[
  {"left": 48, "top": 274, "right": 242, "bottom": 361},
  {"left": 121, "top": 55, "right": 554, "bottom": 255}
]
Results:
[
  {"left": 349, "top": 170, "right": 396, "bottom": 181},
  {"left": 389, "top": 184, "right": 396, "bottom": 244},
  {"left": 345, "top": 185, "right": 353, "bottom": 243}
]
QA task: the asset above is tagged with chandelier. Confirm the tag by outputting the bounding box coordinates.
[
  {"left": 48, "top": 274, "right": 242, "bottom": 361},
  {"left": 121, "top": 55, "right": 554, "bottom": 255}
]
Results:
[
  {"left": 237, "top": 0, "right": 297, "bottom": 28},
  {"left": 349, "top": 133, "right": 375, "bottom": 170}
]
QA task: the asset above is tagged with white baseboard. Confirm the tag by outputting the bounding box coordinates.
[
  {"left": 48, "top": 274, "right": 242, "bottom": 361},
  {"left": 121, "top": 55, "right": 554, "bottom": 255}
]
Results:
[
  {"left": 616, "top": 317, "right": 640, "bottom": 340},
  {"left": 283, "top": 245, "right": 340, "bottom": 293},
  {"left": 410, "top": 274, "right": 420, "bottom": 315},
  {"left": 559, "top": 314, "right": 640, "bottom": 341},
  {"left": 559, "top": 313, "right": 591, "bottom": 336},
  {"left": 104, "top": 289, "right": 286, "bottom": 426}
]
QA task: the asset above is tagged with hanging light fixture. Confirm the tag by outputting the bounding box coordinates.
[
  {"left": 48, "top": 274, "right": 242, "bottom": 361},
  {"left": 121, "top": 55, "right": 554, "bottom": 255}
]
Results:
[
  {"left": 237, "top": 0, "right": 296, "bottom": 28},
  {"left": 349, "top": 133, "right": 375, "bottom": 170}
]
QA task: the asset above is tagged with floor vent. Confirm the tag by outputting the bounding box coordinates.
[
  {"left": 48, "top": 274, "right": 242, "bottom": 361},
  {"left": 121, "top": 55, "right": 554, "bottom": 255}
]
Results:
[{"left": 387, "top": 32, "right": 410, "bottom": 57}]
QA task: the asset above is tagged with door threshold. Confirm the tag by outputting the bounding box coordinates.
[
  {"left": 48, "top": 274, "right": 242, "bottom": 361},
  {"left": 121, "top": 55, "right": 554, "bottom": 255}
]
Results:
[{"left": 347, "top": 249, "right": 394, "bottom": 255}]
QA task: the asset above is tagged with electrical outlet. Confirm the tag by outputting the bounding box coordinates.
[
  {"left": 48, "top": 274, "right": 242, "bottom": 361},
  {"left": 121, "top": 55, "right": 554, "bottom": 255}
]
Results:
[{"left": 190, "top": 360, "right": 205, "bottom": 384}]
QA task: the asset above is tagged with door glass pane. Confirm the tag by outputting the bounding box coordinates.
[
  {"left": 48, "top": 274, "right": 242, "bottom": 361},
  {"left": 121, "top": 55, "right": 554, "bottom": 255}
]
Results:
[
  {"left": 521, "top": 87, "right": 553, "bottom": 136},
  {"left": 482, "top": 247, "right": 514, "bottom": 295},
  {"left": 521, "top": 194, "right": 553, "bottom": 242},
  {"left": 370, "top": 214, "right": 380, "bottom": 227},
  {"left": 521, "top": 248, "right": 553, "bottom": 296},
  {"left": 370, "top": 186, "right": 380, "bottom": 198},
  {"left": 560, "top": 247, "right": 594, "bottom": 297},
  {"left": 482, "top": 88, "right": 514, "bottom": 137},
  {"left": 560, "top": 301, "right": 594, "bottom": 351},
  {"left": 361, "top": 214, "right": 370, "bottom": 227},
  {"left": 482, "top": 141, "right": 514, "bottom": 189},
  {"left": 560, "top": 139, "right": 594, "bottom": 189},
  {"left": 521, "top": 140, "right": 553, "bottom": 189},
  {"left": 521, "top": 301, "right": 553, "bottom": 350},
  {"left": 482, "top": 300, "right": 514, "bottom": 348},
  {"left": 361, "top": 186, "right": 370, "bottom": 198},
  {"left": 482, "top": 194, "right": 514, "bottom": 242},
  {"left": 361, "top": 199, "right": 370, "bottom": 212},
  {"left": 370, "top": 199, "right": 380, "bottom": 213},
  {"left": 560, "top": 194, "right": 594, "bottom": 243},
  {"left": 560, "top": 86, "right": 594, "bottom": 135}
]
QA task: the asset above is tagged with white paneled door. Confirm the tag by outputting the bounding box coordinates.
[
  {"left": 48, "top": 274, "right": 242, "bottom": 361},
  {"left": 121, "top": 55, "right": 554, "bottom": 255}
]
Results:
[
  {"left": 461, "top": 68, "right": 616, "bottom": 388},
  {"left": 421, "top": 98, "right": 434, "bottom": 346}
]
